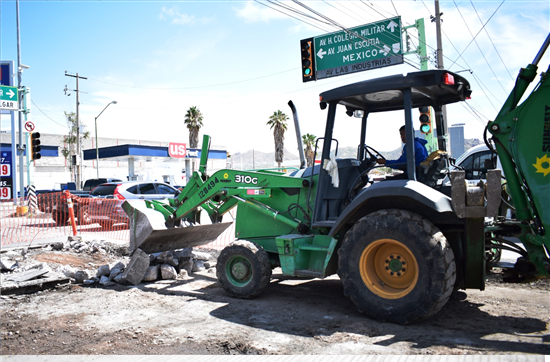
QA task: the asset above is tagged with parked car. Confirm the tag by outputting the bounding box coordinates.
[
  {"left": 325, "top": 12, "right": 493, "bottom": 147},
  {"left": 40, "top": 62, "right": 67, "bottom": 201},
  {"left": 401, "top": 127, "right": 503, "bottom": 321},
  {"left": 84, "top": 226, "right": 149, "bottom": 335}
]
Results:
[
  {"left": 84, "top": 181, "right": 181, "bottom": 229},
  {"left": 451, "top": 144, "right": 502, "bottom": 180},
  {"left": 82, "top": 178, "right": 124, "bottom": 192},
  {"left": 37, "top": 178, "right": 124, "bottom": 226}
]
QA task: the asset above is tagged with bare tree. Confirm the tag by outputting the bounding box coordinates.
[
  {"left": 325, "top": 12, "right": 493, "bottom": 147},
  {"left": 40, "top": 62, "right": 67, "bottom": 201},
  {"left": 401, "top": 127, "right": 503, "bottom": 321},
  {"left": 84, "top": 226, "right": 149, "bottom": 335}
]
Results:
[{"left": 61, "top": 111, "right": 90, "bottom": 180}]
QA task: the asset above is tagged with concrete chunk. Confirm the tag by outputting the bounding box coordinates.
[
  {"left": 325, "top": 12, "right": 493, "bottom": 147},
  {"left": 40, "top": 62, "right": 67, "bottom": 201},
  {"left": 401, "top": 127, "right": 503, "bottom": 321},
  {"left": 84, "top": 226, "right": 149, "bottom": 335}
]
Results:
[
  {"left": 142, "top": 265, "right": 159, "bottom": 282},
  {"left": 5, "top": 264, "right": 50, "bottom": 282},
  {"left": 109, "top": 262, "right": 125, "bottom": 281},
  {"left": 75, "top": 270, "right": 91, "bottom": 283},
  {"left": 96, "top": 264, "right": 111, "bottom": 278},
  {"left": 160, "top": 264, "right": 177, "bottom": 280},
  {"left": 121, "top": 248, "right": 149, "bottom": 285}
]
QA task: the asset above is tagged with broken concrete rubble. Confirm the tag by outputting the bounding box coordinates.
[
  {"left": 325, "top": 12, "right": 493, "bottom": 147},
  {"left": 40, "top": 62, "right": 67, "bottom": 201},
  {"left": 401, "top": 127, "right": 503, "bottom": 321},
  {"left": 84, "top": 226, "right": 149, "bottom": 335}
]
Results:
[
  {"left": 0, "top": 261, "right": 70, "bottom": 295},
  {"left": 86, "top": 247, "right": 215, "bottom": 285},
  {"left": 1, "top": 236, "right": 218, "bottom": 295}
]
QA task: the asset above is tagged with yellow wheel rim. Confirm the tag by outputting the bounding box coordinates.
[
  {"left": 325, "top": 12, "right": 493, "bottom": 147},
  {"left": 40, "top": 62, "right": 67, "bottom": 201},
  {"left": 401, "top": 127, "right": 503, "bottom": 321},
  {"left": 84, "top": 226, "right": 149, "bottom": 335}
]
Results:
[{"left": 359, "top": 239, "right": 419, "bottom": 299}]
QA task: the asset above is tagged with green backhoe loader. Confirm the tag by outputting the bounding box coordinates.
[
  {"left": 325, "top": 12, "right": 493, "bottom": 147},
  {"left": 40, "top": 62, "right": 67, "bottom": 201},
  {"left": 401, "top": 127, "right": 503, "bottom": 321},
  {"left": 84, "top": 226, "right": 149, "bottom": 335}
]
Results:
[{"left": 123, "top": 34, "right": 550, "bottom": 324}]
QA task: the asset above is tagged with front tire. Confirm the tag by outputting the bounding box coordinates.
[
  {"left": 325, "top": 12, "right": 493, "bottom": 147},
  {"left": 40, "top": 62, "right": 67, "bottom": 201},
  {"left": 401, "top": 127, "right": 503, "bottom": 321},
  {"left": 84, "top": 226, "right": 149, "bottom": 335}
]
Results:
[
  {"left": 338, "top": 209, "right": 456, "bottom": 324},
  {"left": 216, "top": 240, "right": 272, "bottom": 299}
]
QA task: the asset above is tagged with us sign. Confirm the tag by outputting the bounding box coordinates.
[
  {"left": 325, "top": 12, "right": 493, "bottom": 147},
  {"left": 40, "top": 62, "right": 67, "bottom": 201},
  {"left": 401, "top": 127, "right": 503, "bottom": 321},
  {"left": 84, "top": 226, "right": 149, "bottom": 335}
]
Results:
[{"left": 169, "top": 142, "right": 187, "bottom": 158}]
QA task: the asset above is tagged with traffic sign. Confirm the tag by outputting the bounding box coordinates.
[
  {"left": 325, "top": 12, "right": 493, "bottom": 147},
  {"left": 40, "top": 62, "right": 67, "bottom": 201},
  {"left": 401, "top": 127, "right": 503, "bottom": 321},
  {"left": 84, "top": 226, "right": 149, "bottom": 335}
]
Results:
[
  {"left": 0, "top": 85, "right": 19, "bottom": 111},
  {"left": 303, "top": 17, "right": 404, "bottom": 81},
  {"left": 24, "top": 121, "right": 35, "bottom": 132}
]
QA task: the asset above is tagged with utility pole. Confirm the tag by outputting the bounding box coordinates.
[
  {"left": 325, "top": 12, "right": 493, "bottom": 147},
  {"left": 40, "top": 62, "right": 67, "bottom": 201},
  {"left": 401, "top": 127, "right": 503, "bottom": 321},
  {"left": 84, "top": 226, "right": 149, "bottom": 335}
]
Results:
[
  {"left": 16, "top": 0, "right": 25, "bottom": 208},
  {"left": 65, "top": 72, "right": 87, "bottom": 190},
  {"left": 434, "top": 0, "right": 449, "bottom": 151}
]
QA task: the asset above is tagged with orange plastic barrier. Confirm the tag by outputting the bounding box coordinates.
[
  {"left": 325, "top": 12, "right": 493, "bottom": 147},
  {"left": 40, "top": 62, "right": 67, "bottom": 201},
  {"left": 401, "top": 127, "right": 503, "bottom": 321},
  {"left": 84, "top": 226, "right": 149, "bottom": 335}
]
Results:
[{"left": 1, "top": 193, "right": 234, "bottom": 250}]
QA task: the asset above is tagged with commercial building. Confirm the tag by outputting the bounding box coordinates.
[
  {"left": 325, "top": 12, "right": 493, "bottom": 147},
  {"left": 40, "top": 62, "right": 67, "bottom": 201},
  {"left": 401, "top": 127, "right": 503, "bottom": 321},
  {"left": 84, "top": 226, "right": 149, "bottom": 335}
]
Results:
[
  {"left": 1, "top": 132, "right": 227, "bottom": 195},
  {"left": 449, "top": 123, "right": 465, "bottom": 159}
]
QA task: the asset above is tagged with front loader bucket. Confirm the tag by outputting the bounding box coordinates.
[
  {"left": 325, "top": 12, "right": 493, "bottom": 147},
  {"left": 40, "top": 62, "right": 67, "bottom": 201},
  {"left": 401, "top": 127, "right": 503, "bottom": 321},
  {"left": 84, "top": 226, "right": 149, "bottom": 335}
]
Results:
[{"left": 122, "top": 200, "right": 232, "bottom": 254}]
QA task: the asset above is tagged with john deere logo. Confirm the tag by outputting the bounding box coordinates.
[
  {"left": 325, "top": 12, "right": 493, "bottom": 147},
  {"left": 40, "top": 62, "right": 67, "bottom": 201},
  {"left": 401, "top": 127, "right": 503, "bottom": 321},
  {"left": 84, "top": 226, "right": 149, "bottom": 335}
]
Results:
[{"left": 533, "top": 155, "right": 550, "bottom": 177}]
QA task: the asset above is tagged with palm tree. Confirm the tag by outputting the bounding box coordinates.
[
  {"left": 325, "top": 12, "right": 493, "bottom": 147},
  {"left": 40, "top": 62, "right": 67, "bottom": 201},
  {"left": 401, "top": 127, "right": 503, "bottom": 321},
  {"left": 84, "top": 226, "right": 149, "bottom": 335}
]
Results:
[
  {"left": 302, "top": 133, "right": 317, "bottom": 167},
  {"left": 184, "top": 106, "right": 204, "bottom": 148},
  {"left": 267, "top": 110, "right": 288, "bottom": 168}
]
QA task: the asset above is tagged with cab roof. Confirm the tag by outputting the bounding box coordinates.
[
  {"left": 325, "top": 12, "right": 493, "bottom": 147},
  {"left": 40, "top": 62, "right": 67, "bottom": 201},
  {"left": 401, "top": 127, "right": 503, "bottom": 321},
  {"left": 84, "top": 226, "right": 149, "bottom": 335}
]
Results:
[{"left": 319, "top": 69, "right": 472, "bottom": 113}]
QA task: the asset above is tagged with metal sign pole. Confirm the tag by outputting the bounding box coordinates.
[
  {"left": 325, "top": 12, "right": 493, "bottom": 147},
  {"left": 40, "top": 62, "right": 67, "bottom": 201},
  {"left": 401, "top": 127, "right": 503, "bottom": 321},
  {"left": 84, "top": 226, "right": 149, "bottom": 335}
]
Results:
[{"left": 16, "top": 0, "right": 25, "bottom": 206}]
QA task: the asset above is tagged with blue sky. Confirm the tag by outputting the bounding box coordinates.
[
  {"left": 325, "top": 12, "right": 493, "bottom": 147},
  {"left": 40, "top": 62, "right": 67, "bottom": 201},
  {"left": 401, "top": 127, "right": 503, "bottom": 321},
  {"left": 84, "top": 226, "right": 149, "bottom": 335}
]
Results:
[{"left": 1, "top": 0, "right": 549, "bottom": 156}]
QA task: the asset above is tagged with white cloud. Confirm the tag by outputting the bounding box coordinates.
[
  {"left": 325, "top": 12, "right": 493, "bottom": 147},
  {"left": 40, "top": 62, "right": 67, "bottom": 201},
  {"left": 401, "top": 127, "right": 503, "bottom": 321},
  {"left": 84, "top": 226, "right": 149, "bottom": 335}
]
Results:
[
  {"left": 234, "top": 1, "right": 288, "bottom": 23},
  {"left": 159, "top": 6, "right": 212, "bottom": 25}
]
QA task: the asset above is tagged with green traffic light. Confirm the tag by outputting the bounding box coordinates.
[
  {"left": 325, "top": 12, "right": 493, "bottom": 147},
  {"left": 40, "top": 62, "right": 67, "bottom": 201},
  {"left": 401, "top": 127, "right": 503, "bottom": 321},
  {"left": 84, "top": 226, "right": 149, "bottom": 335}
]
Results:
[
  {"left": 420, "top": 123, "right": 431, "bottom": 133},
  {"left": 304, "top": 68, "right": 311, "bottom": 76}
]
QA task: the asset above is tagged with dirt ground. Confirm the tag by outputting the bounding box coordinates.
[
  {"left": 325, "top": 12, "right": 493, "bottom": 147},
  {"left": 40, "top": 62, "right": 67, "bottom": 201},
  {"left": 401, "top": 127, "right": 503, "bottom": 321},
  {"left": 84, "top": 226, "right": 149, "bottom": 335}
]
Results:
[{"left": 1, "top": 246, "right": 549, "bottom": 356}]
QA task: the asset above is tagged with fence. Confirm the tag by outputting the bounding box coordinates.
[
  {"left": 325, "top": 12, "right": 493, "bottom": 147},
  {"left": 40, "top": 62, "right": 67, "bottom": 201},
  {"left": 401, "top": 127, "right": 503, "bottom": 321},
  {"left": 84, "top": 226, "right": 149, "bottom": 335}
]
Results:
[{"left": 1, "top": 192, "right": 235, "bottom": 250}]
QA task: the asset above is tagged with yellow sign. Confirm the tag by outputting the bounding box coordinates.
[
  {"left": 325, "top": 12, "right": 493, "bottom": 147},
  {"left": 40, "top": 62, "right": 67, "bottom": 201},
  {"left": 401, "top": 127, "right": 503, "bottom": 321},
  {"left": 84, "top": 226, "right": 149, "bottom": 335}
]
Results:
[{"left": 533, "top": 154, "right": 550, "bottom": 177}]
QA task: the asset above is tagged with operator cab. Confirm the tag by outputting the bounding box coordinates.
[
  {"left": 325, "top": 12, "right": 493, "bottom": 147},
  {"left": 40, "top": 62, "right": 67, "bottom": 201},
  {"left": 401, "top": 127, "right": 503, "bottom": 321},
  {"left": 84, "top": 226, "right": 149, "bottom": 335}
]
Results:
[{"left": 311, "top": 70, "right": 472, "bottom": 227}]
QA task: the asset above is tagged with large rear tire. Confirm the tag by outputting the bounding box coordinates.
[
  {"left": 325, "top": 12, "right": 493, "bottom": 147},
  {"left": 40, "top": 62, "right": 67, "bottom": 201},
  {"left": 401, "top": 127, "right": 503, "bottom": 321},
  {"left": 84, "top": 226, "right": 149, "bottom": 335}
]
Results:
[
  {"left": 338, "top": 209, "right": 456, "bottom": 324},
  {"left": 216, "top": 240, "right": 272, "bottom": 299}
]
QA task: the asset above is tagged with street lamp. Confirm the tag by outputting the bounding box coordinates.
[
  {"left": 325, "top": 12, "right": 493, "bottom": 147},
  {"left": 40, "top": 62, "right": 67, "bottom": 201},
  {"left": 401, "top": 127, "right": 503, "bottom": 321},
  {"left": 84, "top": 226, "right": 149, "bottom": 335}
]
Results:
[{"left": 95, "top": 101, "right": 117, "bottom": 178}]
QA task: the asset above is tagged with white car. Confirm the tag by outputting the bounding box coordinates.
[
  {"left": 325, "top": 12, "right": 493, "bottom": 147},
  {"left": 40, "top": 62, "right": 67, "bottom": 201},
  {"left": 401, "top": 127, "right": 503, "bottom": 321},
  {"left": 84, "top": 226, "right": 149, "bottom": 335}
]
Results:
[
  {"left": 452, "top": 144, "right": 502, "bottom": 180},
  {"left": 84, "top": 181, "right": 181, "bottom": 228}
]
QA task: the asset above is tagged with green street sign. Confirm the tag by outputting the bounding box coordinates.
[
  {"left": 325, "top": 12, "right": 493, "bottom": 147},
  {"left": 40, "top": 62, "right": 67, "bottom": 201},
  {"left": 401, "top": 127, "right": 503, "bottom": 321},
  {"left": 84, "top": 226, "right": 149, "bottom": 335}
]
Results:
[
  {"left": 312, "top": 16, "right": 403, "bottom": 80},
  {"left": 0, "top": 85, "right": 19, "bottom": 111}
]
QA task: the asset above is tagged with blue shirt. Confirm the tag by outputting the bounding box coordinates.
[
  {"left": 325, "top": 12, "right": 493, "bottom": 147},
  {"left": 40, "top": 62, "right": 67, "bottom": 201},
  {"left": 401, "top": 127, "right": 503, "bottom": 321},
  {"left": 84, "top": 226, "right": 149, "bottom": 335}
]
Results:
[{"left": 386, "top": 137, "right": 429, "bottom": 168}]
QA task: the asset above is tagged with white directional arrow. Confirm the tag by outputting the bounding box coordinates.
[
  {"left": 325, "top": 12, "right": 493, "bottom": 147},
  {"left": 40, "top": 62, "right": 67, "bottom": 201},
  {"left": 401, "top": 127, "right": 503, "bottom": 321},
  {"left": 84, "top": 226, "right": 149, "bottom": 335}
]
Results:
[
  {"left": 382, "top": 45, "right": 391, "bottom": 56},
  {"left": 6, "top": 89, "right": 15, "bottom": 99},
  {"left": 317, "top": 48, "right": 327, "bottom": 59},
  {"left": 387, "top": 20, "right": 398, "bottom": 32}
]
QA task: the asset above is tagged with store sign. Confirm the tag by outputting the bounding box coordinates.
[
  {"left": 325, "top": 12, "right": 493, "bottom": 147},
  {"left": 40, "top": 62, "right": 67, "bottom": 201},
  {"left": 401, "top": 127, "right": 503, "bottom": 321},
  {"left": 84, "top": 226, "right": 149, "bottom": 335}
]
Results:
[
  {"left": 1, "top": 151, "right": 13, "bottom": 199},
  {"left": 168, "top": 142, "right": 187, "bottom": 158}
]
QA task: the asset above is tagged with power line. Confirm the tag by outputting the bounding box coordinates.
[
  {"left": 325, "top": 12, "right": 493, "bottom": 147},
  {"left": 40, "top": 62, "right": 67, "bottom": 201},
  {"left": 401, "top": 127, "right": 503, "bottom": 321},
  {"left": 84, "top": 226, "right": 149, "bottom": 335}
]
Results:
[
  {"left": 256, "top": 0, "right": 333, "bottom": 32},
  {"left": 469, "top": 0, "right": 513, "bottom": 80},
  {"left": 88, "top": 67, "right": 298, "bottom": 90},
  {"left": 359, "top": 0, "right": 395, "bottom": 19},
  {"left": 322, "top": 1, "right": 363, "bottom": 24},
  {"left": 449, "top": 0, "right": 508, "bottom": 94},
  {"left": 31, "top": 100, "right": 66, "bottom": 128},
  {"left": 390, "top": 1, "right": 399, "bottom": 17}
]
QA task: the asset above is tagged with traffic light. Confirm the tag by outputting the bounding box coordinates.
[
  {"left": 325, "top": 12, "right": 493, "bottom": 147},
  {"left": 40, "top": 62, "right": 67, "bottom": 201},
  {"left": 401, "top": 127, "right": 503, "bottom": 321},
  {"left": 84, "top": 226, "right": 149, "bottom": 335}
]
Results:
[
  {"left": 419, "top": 106, "right": 432, "bottom": 134},
  {"left": 30, "top": 132, "right": 41, "bottom": 160},
  {"left": 300, "top": 38, "right": 315, "bottom": 82}
]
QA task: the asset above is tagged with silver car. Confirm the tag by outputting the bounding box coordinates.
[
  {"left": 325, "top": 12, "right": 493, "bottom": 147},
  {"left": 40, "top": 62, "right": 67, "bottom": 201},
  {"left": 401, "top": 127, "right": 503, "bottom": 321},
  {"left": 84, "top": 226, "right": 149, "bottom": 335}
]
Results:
[{"left": 84, "top": 181, "right": 181, "bottom": 229}]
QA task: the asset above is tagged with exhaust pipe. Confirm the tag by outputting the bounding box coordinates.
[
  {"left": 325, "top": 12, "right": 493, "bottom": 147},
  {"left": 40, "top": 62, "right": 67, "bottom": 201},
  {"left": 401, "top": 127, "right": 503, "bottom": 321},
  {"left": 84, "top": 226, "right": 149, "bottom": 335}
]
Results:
[{"left": 288, "top": 100, "right": 306, "bottom": 169}]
